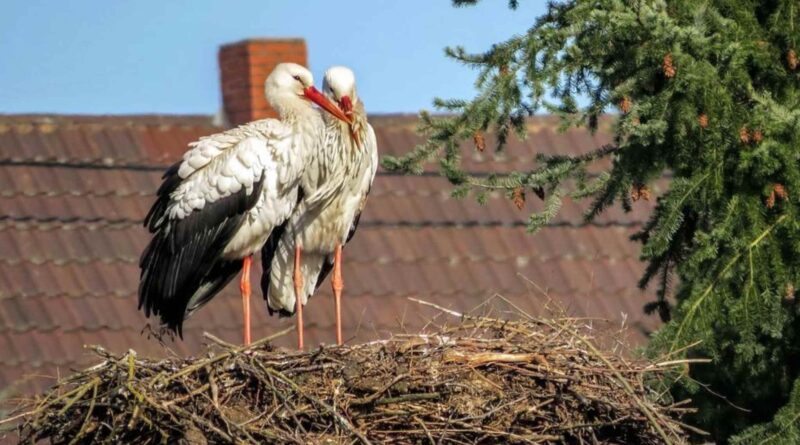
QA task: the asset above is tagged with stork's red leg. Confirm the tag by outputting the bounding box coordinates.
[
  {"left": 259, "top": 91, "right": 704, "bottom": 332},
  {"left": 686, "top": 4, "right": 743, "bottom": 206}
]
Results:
[
  {"left": 240, "top": 255, "right": 252, "bottom": 346},
  {"left": 293, "top": 245, "right": 305, "bottom": 350},
  {"left": 332, "top": 244, "right": 344, "bottom": 346}
]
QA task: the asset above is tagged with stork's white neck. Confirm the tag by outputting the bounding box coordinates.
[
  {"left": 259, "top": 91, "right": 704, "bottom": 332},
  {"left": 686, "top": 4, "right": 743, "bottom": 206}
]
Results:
[{"left": 271, "top": 96, "right": 316, "bottom": 124}]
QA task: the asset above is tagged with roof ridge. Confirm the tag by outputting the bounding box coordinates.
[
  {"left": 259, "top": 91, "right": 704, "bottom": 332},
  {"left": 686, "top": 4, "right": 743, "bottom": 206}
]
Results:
[
  {"left": 0, "top": 256, "right": 138, "bottom": 266},
  {"left": 1, "top": 189, "right": 151, "bottom": 198},
  {"left": 0, "top": 114, "right": 218, "bottom": 127},
  {"left": 0, "top": 158, "right": 171, "bottom": 171}
]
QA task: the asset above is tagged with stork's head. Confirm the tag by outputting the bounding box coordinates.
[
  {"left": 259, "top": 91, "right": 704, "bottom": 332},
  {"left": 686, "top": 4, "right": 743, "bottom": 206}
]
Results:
[
  {"left": 323, "top": 66, "right": 362, "bottom": 144},
  {"left": 323, "top": 66, "right": 359, "bottom": 115},
  {"left": 264, "top": 63, "right": 350, "bottom": 124}
]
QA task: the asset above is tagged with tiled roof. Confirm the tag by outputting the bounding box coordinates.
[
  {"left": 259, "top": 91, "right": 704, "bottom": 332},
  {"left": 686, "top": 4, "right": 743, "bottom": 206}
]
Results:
[{"left": 0, "top": 113, "right": 660, "bottom": 396}]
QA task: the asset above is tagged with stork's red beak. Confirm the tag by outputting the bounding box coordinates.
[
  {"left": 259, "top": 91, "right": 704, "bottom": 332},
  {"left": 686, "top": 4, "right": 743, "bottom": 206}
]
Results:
[
  {"left": 339, "top": 96, "right": 353, "bottom": 114},
  {"left": 303, "top": 86, "right": 352, "bottom": 124},
  {"left": 338, "top": 96, "right": 360, "bottom": 146}
]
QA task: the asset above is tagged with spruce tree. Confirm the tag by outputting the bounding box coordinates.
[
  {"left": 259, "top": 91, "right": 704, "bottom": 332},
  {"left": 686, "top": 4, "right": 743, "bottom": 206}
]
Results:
[{"left": 383, "top": 1, "right": 800, "bottom": 442}]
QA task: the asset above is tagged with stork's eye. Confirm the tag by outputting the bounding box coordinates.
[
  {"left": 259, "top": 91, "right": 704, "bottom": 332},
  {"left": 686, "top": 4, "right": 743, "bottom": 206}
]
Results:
[{"left": 292, "top": 75, "right": 301, "bottom": 82}]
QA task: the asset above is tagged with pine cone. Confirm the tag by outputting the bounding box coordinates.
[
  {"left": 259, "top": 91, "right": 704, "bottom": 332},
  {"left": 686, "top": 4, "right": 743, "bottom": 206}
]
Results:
[
  {"left": 753, "top": 130, "right": 763, "bottom": 143},
  {"left": 640, "top": 186, "right": 652, "bottom": 201},
  {"left": 499, "top": 65, "right": 510, "bottom": 76},
  {"left": 698, "top": 113, "right": 709, "bottom": 129},
  {"left": 788, "top": 49, "right": 798, "bottom": 71},
  {"left": 631, "top": 184, "right": 651, "bottom": 202},
  {"left": 774, "top": 183, "right": 788, "bottom": 200},
  {"left": 513, "top": 187, "right": 525, "bottom": 210},
  {"left": 473, "top": 132, "right": 486, "bottom": 152},
  {"left": 766, "top": 191, "right": 776, "bottom": 209},
  {"left": 663, "top": 54, "right": 676, "bottom": 78},
  {"left": 739, "top": 126, "right": 750, "bottom": 144},
  {"left": 620, "top": 96, "right": 632, "bottom": 114},
  {"left": 786, "top": 283, "right": 796, "bottom": 304}
]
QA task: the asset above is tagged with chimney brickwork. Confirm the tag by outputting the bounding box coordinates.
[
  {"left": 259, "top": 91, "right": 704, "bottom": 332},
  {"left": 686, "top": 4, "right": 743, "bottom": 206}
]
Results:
[{"left": 218, "top": 39, "right": 308, "bottom": 127}]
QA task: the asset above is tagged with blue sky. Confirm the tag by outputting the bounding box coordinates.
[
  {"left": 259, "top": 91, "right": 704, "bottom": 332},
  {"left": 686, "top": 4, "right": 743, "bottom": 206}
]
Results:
[{"left": 0, "top": 1, "right": 547, "bottom": 115}]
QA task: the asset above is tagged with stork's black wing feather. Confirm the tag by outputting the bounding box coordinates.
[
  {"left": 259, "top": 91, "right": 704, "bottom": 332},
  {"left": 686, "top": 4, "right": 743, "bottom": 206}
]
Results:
[
  {"left": 182, "top": 259, "right": 241, "bottom": 318},
  {"left": 138, "top": 167, "right": 264, "bottom": 336},
  {"left": 143, "top": 162, "right": 182, "bottom": 233}
]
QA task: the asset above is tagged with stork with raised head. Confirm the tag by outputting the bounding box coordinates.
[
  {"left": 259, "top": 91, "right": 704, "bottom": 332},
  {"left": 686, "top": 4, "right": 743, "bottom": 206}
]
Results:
[
  {"left": 138, "top": 63, "right": 351, "bottom": 345},
  {"left": 262, "top": 66, "right": 378, "bottom": 348}
]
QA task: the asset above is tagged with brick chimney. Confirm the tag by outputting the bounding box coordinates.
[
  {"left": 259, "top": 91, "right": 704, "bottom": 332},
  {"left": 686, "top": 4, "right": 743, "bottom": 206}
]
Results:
[{"left": 218, "top": 38, "right": 308, "bottom": 127}]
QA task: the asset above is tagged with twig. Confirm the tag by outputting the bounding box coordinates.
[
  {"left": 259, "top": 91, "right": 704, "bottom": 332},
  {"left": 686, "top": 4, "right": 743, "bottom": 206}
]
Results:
[
  {"left": 67, "top": 381, "right": 98, "bottom": 445},
  {"left": 202, "top": 332, "right": 238, "bottom": 349},
  {"left": 374, "top": 393, "right": 441, "bottom": 405},
  {"left": 350, "top": 373, "right": 410, "bottom": 405}
]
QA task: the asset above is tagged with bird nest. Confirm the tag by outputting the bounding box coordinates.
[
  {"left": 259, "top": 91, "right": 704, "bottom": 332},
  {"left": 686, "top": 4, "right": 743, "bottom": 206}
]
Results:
[{"left": 10, "top": 302, "right": 698, "bottom": 444}]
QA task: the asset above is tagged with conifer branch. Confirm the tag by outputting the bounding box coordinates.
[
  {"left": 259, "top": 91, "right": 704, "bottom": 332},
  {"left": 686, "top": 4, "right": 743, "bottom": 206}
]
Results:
[{"left": 669, "top": 214, "right": 789, "bottom": 354}]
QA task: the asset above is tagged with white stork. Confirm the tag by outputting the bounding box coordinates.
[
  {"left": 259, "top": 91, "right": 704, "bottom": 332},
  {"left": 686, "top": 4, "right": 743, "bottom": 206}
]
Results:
[
  {"left": 261, "top": 66, "right": 377, "bottom": 348},
  {"left": 138, "top": 63, "right": 351, "bottom": 345}
]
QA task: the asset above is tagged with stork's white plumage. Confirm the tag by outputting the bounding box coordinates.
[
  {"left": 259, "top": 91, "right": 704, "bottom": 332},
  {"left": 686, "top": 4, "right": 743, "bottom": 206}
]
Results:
[
  {"left": 138, "top": 63, "right": 351, "bottom": 344},
  {"left": 261, "top": 66, "right": 378, "bottom": 347}
]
